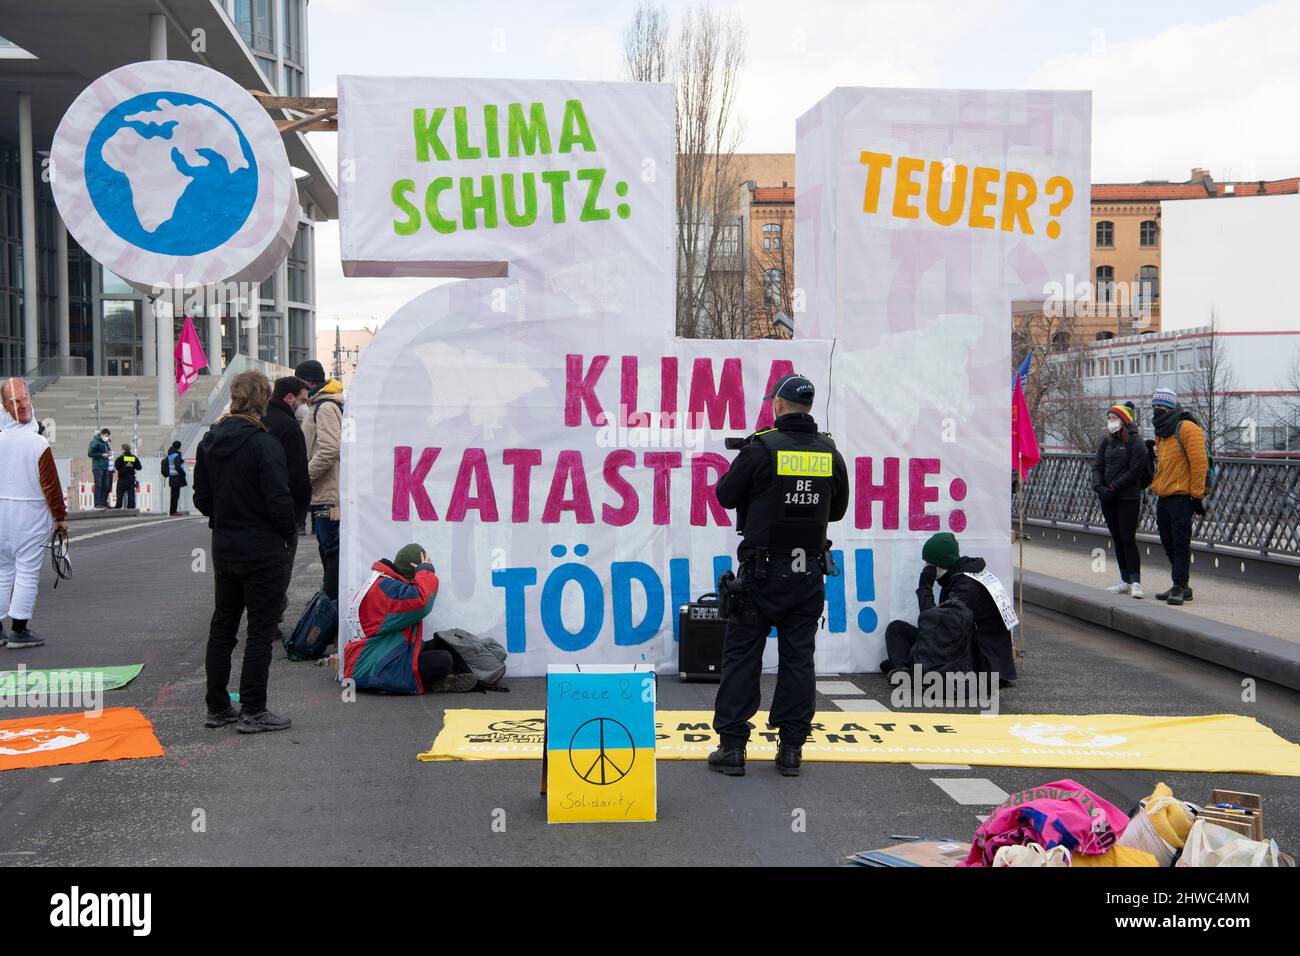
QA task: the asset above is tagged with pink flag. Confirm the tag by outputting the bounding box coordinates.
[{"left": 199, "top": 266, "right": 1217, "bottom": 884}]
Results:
[
  {"left": 174, "top": 315, "right": 209, "bottom": 398},
  {"left": 1012, "top": 378, "right": 1040, "bottom": 479}
]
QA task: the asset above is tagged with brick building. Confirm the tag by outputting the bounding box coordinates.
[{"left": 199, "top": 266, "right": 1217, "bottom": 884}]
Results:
[
  {"left": 734, "top": 153, "right": 794, "bottom": 337},
  {"left": 1084, "top": 169, "right": 1300, "bottom": 342},
  {"left": 720, "top": 158, "right": 1299, "bottom": 344}
]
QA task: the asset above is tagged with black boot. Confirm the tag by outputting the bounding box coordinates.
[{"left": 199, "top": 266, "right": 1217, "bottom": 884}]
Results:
[
  {"left": 707, "top": 745, "right": 746, "bottom": 776},
  {"left": 775, "top": 742, "right": 802, "bottom": 777}
]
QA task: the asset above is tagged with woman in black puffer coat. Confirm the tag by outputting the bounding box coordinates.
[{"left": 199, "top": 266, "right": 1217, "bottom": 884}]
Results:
[{"left": 1092, "top": 402, "right": 1147, "bottom": 598}]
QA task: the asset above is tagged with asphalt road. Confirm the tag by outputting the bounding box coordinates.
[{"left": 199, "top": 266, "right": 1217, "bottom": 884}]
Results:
[{"left": 1, "top": 515, "right": 1297, "bottom": 866}]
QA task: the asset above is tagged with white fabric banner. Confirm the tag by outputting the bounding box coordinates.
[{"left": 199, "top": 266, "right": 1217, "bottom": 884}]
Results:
[
  {"left": 338, "top": 76, "right": 674, "bottom": 278},
  {"left": 339, "top": 83, "right": 1089, "bottom": 676},
  {"left": 795, "top": 87, "right": 1090, "bottom": 646}
]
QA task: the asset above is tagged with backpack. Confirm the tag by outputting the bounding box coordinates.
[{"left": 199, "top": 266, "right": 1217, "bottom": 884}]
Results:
[
  {"left": 432, "top": 628, "right": 508, "bottom": 689},
  {"left": 1173, "top": 417, "right": 1217, "bottom": 499},
  {"left": 285, "top": 590, "right": 338, "bottom": 661},
  {"left": 1139, "top": 439, "right": 1157, "bottom": 489},
  {"left": 160, "top": 455, "right": 170, "bottom": 478}
]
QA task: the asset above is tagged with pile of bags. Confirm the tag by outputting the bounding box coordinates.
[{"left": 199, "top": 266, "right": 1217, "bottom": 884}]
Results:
[{"left": 961, "top": 779, "right": 1293, "bottom": 867}]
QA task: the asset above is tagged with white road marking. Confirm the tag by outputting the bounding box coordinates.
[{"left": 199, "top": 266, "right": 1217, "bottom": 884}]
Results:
[
  {"left": 69, "top": 516, "right": 196, "bottom": 543},
  {"left": 913, "top": 764, "right": 973, "bottom": 771},
  {"left": 817, "top": 680, "right": 864, "bottom": 696},
  {"left": 831, "top": 698, "right": 889, "bottom": 712},
  {"left": 930, "top": 778, "right": 1009, "bottom": 806}
]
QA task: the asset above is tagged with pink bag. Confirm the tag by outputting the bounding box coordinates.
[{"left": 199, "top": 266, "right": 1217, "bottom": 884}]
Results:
[{"left": 961, "top": 779, "right": 1130, "bottom": 867}]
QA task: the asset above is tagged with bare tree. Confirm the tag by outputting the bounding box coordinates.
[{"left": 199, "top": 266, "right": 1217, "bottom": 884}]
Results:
[
  {"left": 1273, "top": 347, "right": 1300, "bottom": 454},
  {"left": 1039, "top": 351, "right": 1103, "bottom": 453},
  {"left": 1181, "top": 311, "right": 1246, "bottom": 455},
  {"left": 623, "top": 2, "right": 747, "bottom": 339},
  {"left": 622, "top": 3, "right": 669, "bottom": 82},
  {"left": 1012, "top": 302, "right": 1097, "bottom": 452},
  {"left": 704, "top": 255, "right": 749, "bottom": 338}
]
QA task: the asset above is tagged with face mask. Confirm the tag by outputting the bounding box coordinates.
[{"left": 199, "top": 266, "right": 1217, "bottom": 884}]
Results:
[
  {"left": 1107, "top": 419, "right": 1122, "bottom": 434},
  {"left": 294, "top": 403, "right": 309, "bottom": 422}
]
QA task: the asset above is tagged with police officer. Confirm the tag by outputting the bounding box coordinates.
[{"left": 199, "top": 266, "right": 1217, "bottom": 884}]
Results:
[
  {"left": 113, "top": 443, "right": 142, "bottom": 509},
  {"left": 709, "top": 373, "right": 849, "bottom": 777}
]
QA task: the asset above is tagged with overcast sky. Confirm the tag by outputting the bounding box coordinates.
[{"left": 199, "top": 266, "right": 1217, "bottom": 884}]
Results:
[{"left": 301, "top": 0, "right": 1299, "bottom": 330}]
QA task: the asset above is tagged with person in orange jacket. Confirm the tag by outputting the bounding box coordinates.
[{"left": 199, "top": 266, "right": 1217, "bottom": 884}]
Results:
[{"left": 1149, "top": 388, "right": 1208, "bottom": 606}]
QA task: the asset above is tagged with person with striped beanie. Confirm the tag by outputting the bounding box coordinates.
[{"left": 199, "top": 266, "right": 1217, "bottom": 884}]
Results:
[{"left": 1092, "top": 400, "right": 1148, "bottom": 598}]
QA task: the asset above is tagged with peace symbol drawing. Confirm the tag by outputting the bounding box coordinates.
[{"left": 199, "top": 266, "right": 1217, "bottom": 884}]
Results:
[{"left": 568, "top": 717, "right": 635, "bottom": 785}]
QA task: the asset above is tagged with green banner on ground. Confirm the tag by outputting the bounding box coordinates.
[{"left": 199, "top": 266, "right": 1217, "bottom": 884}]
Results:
[{"left": 0, "top": 664, "right": 143, "bottom": 696}]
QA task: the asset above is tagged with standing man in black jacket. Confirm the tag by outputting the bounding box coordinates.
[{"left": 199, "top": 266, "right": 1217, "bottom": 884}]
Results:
[
  {"left": 1091, "top": 402, "right": 1147, "bottom": 598},
  {"left": 263, "top": 376, "right": 311, "bottom": 622},
  {"left": 708, "top": 374, "right": 850, "bottom": 778},
  {"left": 193, "top": 371, "right": 296, "bottom": 734}
]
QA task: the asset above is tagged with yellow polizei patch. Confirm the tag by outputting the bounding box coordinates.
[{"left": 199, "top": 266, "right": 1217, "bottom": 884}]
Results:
[{"left": 776, "top": 450, "right": 833, "bottom": 477}]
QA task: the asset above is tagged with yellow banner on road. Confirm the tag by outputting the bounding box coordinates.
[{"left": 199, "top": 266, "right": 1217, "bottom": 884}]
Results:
[{"left": 418, "top": 709, "right": 1300, "bottom": 776}]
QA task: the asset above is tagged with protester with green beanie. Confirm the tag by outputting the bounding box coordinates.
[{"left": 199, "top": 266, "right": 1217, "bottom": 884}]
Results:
[
  {"left": 341, "top": 542, "right": 477, "bottom": 695},
  {"left": 882, "top": 532, "right": 1019, "bottom": 688},
  {"left": 393, "top": 543, "right": 427, "bottom": 580},
  {"left": 921, "top": 532, "right": 961, "bottom": 568}
]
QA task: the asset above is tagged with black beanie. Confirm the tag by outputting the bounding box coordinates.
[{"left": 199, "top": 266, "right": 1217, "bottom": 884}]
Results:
[{"left": 294, "top": 360, "right": 326, "bottom": 385}]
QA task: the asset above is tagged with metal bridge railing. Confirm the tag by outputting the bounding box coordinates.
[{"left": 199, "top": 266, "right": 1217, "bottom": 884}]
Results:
[{"left": 1021, "top": 453, "right": 1300, "bottom": 561}]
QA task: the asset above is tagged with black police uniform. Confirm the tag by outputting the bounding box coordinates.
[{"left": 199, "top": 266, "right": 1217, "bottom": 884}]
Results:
[{"left": 710, "top": 411, "right": 849, "bottom": 751}]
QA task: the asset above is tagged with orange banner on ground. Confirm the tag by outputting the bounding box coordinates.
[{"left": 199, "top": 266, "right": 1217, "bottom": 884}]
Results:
[{"left": 0, "top": 707, "right": 164, "bottom": 771}]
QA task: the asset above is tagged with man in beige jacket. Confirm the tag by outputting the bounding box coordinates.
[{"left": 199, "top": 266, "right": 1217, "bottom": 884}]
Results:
[{"left": 295, "top": 360, "right": 345, "bottom": 601}]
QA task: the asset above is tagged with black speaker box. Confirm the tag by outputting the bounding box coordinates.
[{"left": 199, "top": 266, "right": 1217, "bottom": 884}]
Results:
[{"left": 678, "top": 594, "right": 725, "bottom": 682}]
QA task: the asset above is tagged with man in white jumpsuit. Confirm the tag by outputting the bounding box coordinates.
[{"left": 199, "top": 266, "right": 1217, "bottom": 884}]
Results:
[{"left": 0, "top": 378, "right": 67, "bottom": 649}]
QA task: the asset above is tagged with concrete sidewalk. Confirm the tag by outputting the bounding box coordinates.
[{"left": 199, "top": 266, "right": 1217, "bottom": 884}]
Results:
[
  {"left": 1017, "top": 540, "right": 1300, "bottom": 645},
  {"left": 1016, "top": 541, "right": 1300, "bottom": 692}
]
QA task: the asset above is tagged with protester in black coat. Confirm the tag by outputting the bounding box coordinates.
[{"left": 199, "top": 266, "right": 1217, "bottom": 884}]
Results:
[
  {"left": 1091, "top": 402, "right": 1145, "bottom": 502},
  {"left": 193, "top": 416, "right": 295, "bottom": 562},
  {"left": 192, "top": 371, "right": 295, "bottom": 734},
  {"left": 1092, "top": 402, "right": 1147, "bottom": 597},
  {"left": 880, "top": 600, "right": 975, "bottom": 678},
  {"left": 916, "top": 532, "right": 1018, "bottom": 684},
  {"left": 262, "top": 376, "right": 312, "bottom": 623},
  {"left": 262, "top": 377, "right": 311, "bottom": 525}
]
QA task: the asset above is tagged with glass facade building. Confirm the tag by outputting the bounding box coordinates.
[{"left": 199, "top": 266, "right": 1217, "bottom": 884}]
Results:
[{"left": 0, "top": 0, "right": 326, "bottom": 378}]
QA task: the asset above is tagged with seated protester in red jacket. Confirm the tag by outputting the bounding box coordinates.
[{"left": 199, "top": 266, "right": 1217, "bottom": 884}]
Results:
[{"left": 343, "top": 543, "right": 477, "bottom": 694}]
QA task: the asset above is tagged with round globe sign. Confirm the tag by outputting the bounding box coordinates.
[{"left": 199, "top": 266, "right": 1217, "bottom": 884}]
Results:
[{"left": 51, "top": 60, "right": 298, "bottom": 293}]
